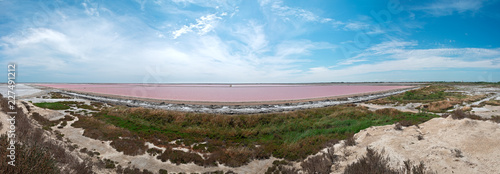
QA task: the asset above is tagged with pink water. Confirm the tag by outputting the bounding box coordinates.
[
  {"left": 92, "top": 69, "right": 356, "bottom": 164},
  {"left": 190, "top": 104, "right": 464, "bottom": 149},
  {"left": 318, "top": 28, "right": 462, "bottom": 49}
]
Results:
[{"left": 38, "top": 84, "right": 411, "bottom": 102}]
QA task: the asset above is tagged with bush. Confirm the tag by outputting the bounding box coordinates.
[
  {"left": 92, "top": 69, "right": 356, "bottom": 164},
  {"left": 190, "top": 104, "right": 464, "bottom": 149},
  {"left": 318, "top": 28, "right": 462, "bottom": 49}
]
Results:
[
  {"left": 157, "top": 147, "right": 206, "bottom": 166},
  {"left": 345, "top": 134, "right": 356, "bottom": 146},
  {"left": 394, "top": 123, "right": 403, "bottom": 131},
  {"left": 450, "top": 109, "right": 483, "bottom": 120},
  {"left": 344, "top": 148, "right": 434, "bottom": 174},
  {"left": 301, "top": 147, "right": 336, "bottom": 174},
  {"left": 159, "top": 169, "right": 168, "bottom": 174},
  {"left": 0, "top": 134, "right": 60, "bottom": 174},
  {"left": 110, "top": 138, "right": 147, "bottom": 156}
]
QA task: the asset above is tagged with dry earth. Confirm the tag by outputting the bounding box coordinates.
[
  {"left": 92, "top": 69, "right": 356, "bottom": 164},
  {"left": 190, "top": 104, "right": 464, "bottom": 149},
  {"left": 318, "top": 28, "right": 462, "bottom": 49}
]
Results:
[
  {"left": 0, "top": 112, "right": 9, "bottom": 135},
  {"left": 329, "top": 117, "right": 500, "bottom": 174}
]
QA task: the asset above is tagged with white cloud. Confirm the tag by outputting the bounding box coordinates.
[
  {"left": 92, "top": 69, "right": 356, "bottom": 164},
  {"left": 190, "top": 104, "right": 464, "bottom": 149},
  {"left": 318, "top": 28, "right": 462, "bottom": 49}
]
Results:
[
  {"left": 343, "top": 22, "right": 370, "bottom": 31},
  {"left": 231, "top": 21, "right": 269, "bottom": 54},
  {"left": 259, "top": 0, "right": 330, "bottom": 23},
  {"left": 416, "top": 0, "right": 486, "bottom": 16},
  {"left": 82, "top": 0, "right": 100, "bottom": 16},
  {"left": 172, "top": 13, "right": 222, "bottom": 39},
  {"left": 301, "top": 43, "right": 500, "bottom": 81},
  {"left": 0, "top": 9, "right": 334, "bottom": 83}
]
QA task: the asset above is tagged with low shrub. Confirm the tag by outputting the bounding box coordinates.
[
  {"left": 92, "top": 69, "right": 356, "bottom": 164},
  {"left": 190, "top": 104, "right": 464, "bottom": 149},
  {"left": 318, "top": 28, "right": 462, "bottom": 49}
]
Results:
[
  {"left": 344, "top": 148, "right": 435, "bottom": 174},
  {"left": 301, "top": 147, "right": 336, "bottom": 174},
  {"left": 110, "top": 138, "right": 147, "bottom": 156},
  {"left": 157, "top": 147, "right": 206, "bottom": 166},
  {"left": 0, "top": 134, "right": 59, "bottom": 174},
  {"left": 343, "top": 148, "right": 399, "bottom": 174},
  {"left": 147, "top": 148, "right": 163, "bottom": 156},
  {"left": 375, "top": 108, "right": 401, "bottom": 116},
  {"left": 345, "top": 134, "right": 356, "bottom": 146}
]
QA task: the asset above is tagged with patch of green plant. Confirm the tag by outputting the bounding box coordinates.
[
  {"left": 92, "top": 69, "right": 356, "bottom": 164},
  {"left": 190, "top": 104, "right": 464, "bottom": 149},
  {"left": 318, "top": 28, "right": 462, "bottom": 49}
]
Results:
[{"left": 34, "top": 102, "right": 70, "bottom": 110}]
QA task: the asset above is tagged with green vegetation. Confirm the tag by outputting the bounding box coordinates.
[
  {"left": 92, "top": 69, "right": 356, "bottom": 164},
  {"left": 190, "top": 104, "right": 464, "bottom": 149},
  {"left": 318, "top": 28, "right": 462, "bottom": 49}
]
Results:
[
  {"left": 34, "top": 102, "right": 71, "bottom": 110},
  {"left": 49, "top": 92, "right": 71, "bottom": 99},
  {"left": 73, "top": 104, "right": 438, "bottom": 167},
  {"left": 369, "top": 84, "right": 488, "bottom": 113},
  {"left": 386, "top": 85, "right": 459, "bottom": 103}
]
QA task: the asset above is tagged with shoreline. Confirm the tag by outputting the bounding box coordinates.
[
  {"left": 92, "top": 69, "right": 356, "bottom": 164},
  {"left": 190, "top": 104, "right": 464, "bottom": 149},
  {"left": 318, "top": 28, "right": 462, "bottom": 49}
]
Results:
[{"left": 35, "top": 85, "right": 420, "bottom": 114}]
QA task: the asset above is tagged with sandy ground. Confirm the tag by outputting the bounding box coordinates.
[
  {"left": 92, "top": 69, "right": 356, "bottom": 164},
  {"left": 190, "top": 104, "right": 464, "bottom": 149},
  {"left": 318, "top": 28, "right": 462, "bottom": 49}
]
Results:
[
  {"left": 330, "top": 117, "right": 500, "bottom": 174},
  {"left": 0, "top": 84, "right": 45, "bottom": 99},
  {"left": 359, "top": 103, "right": 422, "bottom": 113},
  {"left": 472, "top": 105, "right": 500, "bottom": 118},
  {"left": 0, "top": 112, "right": 10, "bottom": 135}
]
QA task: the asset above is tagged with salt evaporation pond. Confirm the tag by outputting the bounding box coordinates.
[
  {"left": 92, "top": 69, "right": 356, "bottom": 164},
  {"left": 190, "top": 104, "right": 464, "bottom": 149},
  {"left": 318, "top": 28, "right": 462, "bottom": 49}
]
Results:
[{"left": 37, "top": 84, "right": 412, "bottom": 103}]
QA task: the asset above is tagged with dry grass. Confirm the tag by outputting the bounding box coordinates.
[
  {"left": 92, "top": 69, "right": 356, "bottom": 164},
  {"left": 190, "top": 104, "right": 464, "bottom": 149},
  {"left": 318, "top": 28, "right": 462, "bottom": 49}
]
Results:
[
  {"left": 482, "top": 100, "right": 500, "bottom": 106},
  {"left": 426, "top": 100, "right": 454, "bottom": 112}
]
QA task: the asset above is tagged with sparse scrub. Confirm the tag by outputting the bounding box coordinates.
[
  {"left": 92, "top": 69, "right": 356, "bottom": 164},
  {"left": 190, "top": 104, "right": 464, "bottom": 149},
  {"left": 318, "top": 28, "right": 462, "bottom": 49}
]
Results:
[
  {"left": 103, "top": 158, "right": 116, "bottom": 168},
  {"left": 147, "top": 147, "right": 163, "bottom": 156},
  {"left": 49, "top": 92, "right": 71, "bottom": 99},
  {"left": 427, "top": 100, "right": 454, "bottom": 112},
  {"left": 343, "top": 148, "right": 435, "bottom": 174},
  {"left": 368, "top": 85, "right": 486, "bottom": 113},
  {"left": 452, "top": 149, "right": 463, "bottom": 158},
  {"left": 394, "top": 123, "right": 403, "bottom": 131},
  {"left": 0, "top": 95, "right": 93, "bottom": 174},
  {"left": 301, "top": 147, "right": 336, "bottom": 174},
  {"left": 157, "top": 146, "right": 207, "bottom": 166},
  {"left": 71, "top": 102, "right": 437, "bottom": 167},
  {"left": 110, "top": 138, "right": 147, "bottom": 156},
  {"left": 345, "top": 133, "right": 357, "bottom": 146},
  {"left": 450, "top": 109, "right": 484, "bottom": 120},
  {"left": 343, "top": 148, "right": 398, "bottom": 174},
  {"left": 482, "top": 99, "right": 500, "bottom": 106},
  {"left": 375, "top": 108, "right": 401, "bottom": 116},
  {"left": 491, "top": 116, "right": 500, "bottom": 123},
  {"left": 417, "top": 134, "right": 424, "bottom": 141}
]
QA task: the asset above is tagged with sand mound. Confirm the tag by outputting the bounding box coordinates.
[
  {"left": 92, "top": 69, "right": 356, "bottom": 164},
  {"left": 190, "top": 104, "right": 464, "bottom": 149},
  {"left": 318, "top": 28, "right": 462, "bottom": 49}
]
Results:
[{"left": 333, "top": 117, "right": 500, "bottom": 174}]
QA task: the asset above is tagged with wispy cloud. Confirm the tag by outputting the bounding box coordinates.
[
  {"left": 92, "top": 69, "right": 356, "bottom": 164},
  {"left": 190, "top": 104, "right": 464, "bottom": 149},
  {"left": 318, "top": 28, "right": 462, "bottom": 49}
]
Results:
[
  {"left": 415, "top": 0, "right": 486, "bottom": 16},
  {"left": 82, "top": 0, "right": 100, "bottom": 16},
  {"left": 259, "top": 0, "right": 331, "bottom": 23},
  {"left": 303, "top": 41, "right": 500, "bottom": 81},
  {"left": 172, "top": 13, "right": 222, "bottom": 39}
]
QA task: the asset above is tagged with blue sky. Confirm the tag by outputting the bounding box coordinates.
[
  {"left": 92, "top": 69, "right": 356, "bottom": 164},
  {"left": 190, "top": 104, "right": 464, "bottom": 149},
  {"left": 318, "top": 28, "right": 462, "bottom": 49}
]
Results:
[{"left": 1, "top": 0, "right": 499, "bottom": 83}]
